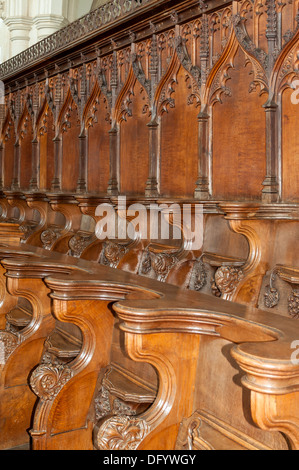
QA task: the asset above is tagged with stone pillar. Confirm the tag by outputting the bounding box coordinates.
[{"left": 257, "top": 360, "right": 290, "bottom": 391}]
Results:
[
  {"left": 33, "top": 15, "right": 69, "bottom": 42},
  {"left": 3, "top": 17, "right": 32, "bottom": 56}
]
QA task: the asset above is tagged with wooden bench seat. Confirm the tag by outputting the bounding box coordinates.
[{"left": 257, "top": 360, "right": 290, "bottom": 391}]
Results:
[
  {"left": 0, "top": 198, "right": 297, "bottom": 450},
  {"left": 22, "top": 266, "right": 297, "bottom": 451}
]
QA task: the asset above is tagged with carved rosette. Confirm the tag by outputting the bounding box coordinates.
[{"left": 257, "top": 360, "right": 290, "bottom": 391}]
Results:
[
  {"left": 212, "top": 266, "right": 244, "bottom": 297},
  {"left": 289, "top": 291, "right": 299, "bottom": 319},
  {"left": 30, "top": 363, "right": 73, "bottom": 401},
  {"left": 95, "top": 415, "right": 150, "bottom": 451},
  {"left": 0, "top": 331, "right": 19, "bottom": 363}
]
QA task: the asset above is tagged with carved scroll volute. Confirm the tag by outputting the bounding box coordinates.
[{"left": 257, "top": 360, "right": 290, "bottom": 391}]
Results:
[
  {"left": 30, "top": 294, "right": 115, "bottom": 450},
  {"left": 218, "top": 204, "right": 272, "bottom": 306},
  {"left": 5, "top": 275, "right": 55, "bottom": 341},
  {"left": 231, "top": 344, "right": 299, "bottom": 450},
  {"left": 95, "top": 311, "right": 201, "bottom": 451}
]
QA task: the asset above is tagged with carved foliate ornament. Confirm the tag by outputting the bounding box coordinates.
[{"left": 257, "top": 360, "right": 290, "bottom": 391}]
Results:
[
  {"left": 151, "top": 253, "right": 178, "bottom": 282},
  {"left": 95, "top": 415, "right": 150, "bottom": 450},
  {"left": 95, "top": 386, "right": 137, "bottom": 421},
  {"left": 100, "top": 241, "right": 129, "bottom": 268},
  {"left": 264, "top": 285, "right": 280, "bottom": 308},
  {"left": 0, "top": 331, "right": 19, "bottom": 363},
  {"left": 264, "top": 271, "right": 280, "bottom": 309},
  {"left": 68, "top": 233, "right": 95, "bottom": 258},
  {"left": 30, "top": 363, "right": 73, "bottom": 401},
  {"left": 41, "top": 228, "right": 63, "bottom": 250},
  {"left": 212, "top": 266, "right": 244, "bottom": 297},
  {"left": 289, "top": 291, "right": 299, "bottom": 319}
]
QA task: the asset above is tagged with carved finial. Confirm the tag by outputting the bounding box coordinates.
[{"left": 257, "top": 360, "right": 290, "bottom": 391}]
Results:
[
  {"left": 265, "top": 0, "right": 277, "bottom": 40},
  {"left": 129, "top": 30, "right": 136, "bottom": 43},
  {"left": 149, "top": 33, "right": 159, "bottom": 80},
  {"left": 149, "top": 21, "right": 157, "bottom": 33},
  {"left": 111, "top": 51, "right": 118, "bottom": 89},
  {"left": 199, "top": 0, "right": 208, "bottom": 11},
  {"left": 111, "top": 38, "right": 117, "bottom": 50},
  {"left": 200, "top": 14, "right": 209, "bottom": 59},
  {"left": 171, "top": 10, "right": 179, "bottom": 24}
]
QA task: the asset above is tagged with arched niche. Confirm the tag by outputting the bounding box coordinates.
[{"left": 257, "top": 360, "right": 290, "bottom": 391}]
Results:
[
  {"left": 87, "top": 91, "right": 110, "bottom": 194},
  {"left": 59, "top": 95, "right": 80, "bottom": 192},
  {"left": 2, "top": 112, "right": 15, "bottom": 190},
  {"left": 281, "top": 87, "right": 299, "bottom": 202},
  {"left": 159, "top": 64, "right": 199, "bottom": 197},
  {"left": 19, "top": 107, "right": 34, "bottom": 190},
  {"left": 210, "top": 45, "right": 266, "bottom": 200},
  {"left": 38, "top": 102, "right": 55, "bottom": 191},
  {"left": 118, "top": 78, "right": 150, "bottom": 196}
]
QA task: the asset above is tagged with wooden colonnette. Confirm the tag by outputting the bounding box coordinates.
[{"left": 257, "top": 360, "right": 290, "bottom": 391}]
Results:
[{"left": 0, "top": 0, "right": 298, "bottom": 451}]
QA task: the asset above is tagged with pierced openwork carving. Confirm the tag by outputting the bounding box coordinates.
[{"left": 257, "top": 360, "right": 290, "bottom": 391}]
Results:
[
  {"left": 30, "top": 363, "right": 74, "bottom": 401},
  {"left": 95, "top": 415, "right": 150, "bottom": 450}
]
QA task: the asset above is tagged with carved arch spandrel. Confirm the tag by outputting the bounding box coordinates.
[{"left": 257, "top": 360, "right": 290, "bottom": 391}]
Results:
[
  {"left": 56, "top": 89, "right": 80, "bottom": 136},
  {"left": 114, "top": 66, "right": 137, "bottom": 125},
  {"left": 37, "top": 101, "right": 55, "bottom": 191},
  {"left": 152, "top": 51, "right": 180, "bottom": 119},
  {"left": 82, "top": 81, "right": 102, "bottom": 133},
  {"left": 204, "top": 29, "right": 240, "bottom": 107},
  {"left": 18, "top": 105, "right": 34, "bottom": 190},
  {"left": 270, "top": 29, "right": 299, "bottom": 97}
]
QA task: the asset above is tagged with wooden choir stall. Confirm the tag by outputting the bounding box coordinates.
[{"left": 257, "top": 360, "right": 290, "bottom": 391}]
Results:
[{"left": 0, "top": 0, "right": 298, "bottom": 451}]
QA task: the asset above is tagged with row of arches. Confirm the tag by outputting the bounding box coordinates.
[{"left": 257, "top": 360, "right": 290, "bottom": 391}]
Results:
[{"left": 1, "top": 21, "right": 299, "bottom": 202}]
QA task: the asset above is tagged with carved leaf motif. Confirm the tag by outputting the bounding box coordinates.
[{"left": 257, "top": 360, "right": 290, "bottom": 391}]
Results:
[
  {"left": 151, "top": 253, "right": 177, "bottom": 282},
  {"left": 96, "top": 416, "right": 150, "bottom": 450},
  {"left": 264, "top": 285, "right": 280, "bottom": 308},
  {"left": 100, "top": 242, "right": 128, "bottom": 268},
  {"left": 213, "top": 266, "right": 244, "bottom": 296},
  {"left": 289, "top": 291, "right": 299, "bottom": 319},
  {"left": 0, "top": 331, "right": 19, "bottom": 363},
  {"left": 30, "top": 363, "right": 73, "bottom": 401},
  {"left": 69, "top": 233, "right": 95, "bottom": 258},
  {"left": 41, "top": 228, "right": 63, "bottom": 250}
]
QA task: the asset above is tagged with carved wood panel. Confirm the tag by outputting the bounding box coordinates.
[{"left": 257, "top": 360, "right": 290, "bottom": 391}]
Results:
[{"left": 0, "top": 0, "right": 298, "bottom": 203}]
